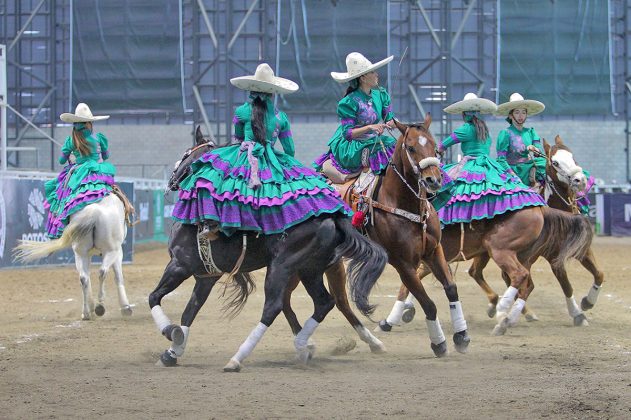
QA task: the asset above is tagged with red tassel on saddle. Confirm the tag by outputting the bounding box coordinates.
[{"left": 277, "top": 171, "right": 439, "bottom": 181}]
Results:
[{"left": 352, "top": 210, "right": 366, "bottom": 228}]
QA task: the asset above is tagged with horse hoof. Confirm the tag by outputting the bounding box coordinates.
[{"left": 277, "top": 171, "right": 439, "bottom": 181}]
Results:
[
  {"left": 95, "top": 304, "right": 105, "bottom": 317},
  {"left": 486, "top": 304, "right": 497, "bottom": 318},
  {"left": 307, "top": 342, "right": 317, "bottom": 360},
  {"left": 296, "top": 348, "right": 311, "bottom": 364},
  {"left": 120, "top": 305, "right": 133, "bottom": 317},
  {"left": 573, "top": 313, "right": 589, "bottom": 327},
  {"left": 431, "top": 341, "right": 448, "bottom": 358},
  {"left": 525, "top": 313, "right": 539, "bottom": 322},
  {"left": 374, "top": 320, "right": 392, "bottom": 332},
  {"left": 453, "top": 331, "right": 470, "bottom": 354},
  {"left": 491, "top": 318, "right": 509, "bottom": 336},
  {"left": 223, "top": 359, "right": 241, "bottom": 372},
  {"left": 162, "top": 324, "right": 184, "bottom": 345},
  {"left": 369, "top": 341, "right": 387, "bottom": 354},
  {"left": 402, "top": 306, "right": 416, "bottom": 323},
  {"left": 581, "top": 297, "right": 594, "bottom": 311},
  {"left": 156, "top": 350, "right": 177, "bottom": 367},
  {"left": 81, "top": 313, "right": 92, "bottom": 321}
]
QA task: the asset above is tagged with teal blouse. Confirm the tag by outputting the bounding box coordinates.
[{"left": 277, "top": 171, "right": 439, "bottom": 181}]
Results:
[
  {"left": 233, "top": 97, "right": 294, "bottom": 156},
  {"left": 59, "top": 132, "right": 110, "bottom": 164}
]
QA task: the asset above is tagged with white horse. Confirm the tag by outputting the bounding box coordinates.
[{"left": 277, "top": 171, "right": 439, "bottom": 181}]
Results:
[{"left": 14, "top": 194, "right": 133, "bottom": 320}]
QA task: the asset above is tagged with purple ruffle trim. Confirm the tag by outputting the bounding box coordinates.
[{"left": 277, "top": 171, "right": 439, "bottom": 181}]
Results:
[
  {"left": 439, "top": 192, "right": 545, "bottom": 224},
  {"left": 314, "top": 143, "right": 394, "bottom": 175},
  {"left": 278, "top": 130, "right": 292, "bottom": 139},
  {"left": 443, "top": 186, "right": 542, "bottom": 206},
  {"left": 341, "top": 118, "right": 354, "bottom": 126},
  {"left": 179, "top": 179, "right": 342, "bottom": 208},
  {"left": 172, "top": 193, "right": 350, "bottom": 233}
]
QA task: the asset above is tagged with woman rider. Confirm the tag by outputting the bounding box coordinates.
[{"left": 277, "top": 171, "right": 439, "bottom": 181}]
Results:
[
  {"left": 314, "top": 52, "right": 396, "bottom": 180},
  {"left": 495, "top": 92, "right": 547, "bottom": 191},
  {"left": 171, "top": 63, "right": 351, "bottom": 238},
  {"left": 45, "top": 103, "right": 116, "bottom": 238}
]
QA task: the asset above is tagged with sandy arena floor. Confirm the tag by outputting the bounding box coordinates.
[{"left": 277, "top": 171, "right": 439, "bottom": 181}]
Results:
[{"left": 1, "top": 237, "right": 630, "bottom": 419}]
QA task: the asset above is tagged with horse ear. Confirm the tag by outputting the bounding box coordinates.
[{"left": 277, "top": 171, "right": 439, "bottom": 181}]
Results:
[
  {"left": 554, "top": 135, "right": 564, "bottom": 146},
  {"left": 195, "top": 125, "right": 205, "bottom": 145},
  {"left": 423, "top": 112, "right": 432, "bottom": 129},
  {"left": 543, "top": 138, "right": 551, "bottom": 157},
  {"left": 393, "top": 119, "right": 408, "bottom": 135}
]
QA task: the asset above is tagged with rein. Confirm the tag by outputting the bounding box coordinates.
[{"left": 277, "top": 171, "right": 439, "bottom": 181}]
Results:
[{"left": 531, "top": 148, "right": 580, "bottom": 214}]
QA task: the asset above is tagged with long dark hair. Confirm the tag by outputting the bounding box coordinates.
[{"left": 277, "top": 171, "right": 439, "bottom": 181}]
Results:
[
  {"left": 463, "top": 111, "right": 489, "bottom": 142},
  {"left": 344, "top": 78, "right": 360, "bottom": 97},
  {"left": 250, "top": 92, "right": 270, "bottom": 144},
  {"left": 72, "top": 122, "right": 91, "bottom": 156}
]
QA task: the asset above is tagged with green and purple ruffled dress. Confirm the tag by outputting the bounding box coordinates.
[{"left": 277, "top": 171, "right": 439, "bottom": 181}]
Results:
[
  {"left": 433, "top": 122, "right": 545, "bottom": 225},
  {"left": 314, "top": 87, "right": 396, "bottom": 174},
  {"left": 172, "top": 97, "right": 351, "bottom": 235},
  {"left": 45, "top": 131, "right": 115, "bottom": 238}
]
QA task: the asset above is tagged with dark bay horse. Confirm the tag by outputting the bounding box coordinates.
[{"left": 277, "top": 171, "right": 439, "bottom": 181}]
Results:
[
  {"left": 380, "top": 136, "right": 594, "bottom": 335},
  {"left": 149, "top": 127, "right": 388, "bottom": 372}
]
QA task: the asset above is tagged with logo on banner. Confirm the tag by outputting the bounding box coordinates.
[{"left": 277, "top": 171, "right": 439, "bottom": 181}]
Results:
[
  {"left": 0, "top": 190, "right": 6, "bottom": 259},
  {"left": 22, "top": 188, "right": 49, "bottom": 242},
  {"left": 28, "top": 188, "right": 46, "bottom": 230},
  {"left": 139, "top": 202, "right": 149, "bottom": 222}
]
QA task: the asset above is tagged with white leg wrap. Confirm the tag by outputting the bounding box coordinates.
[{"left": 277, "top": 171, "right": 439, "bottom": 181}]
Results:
[
  {"left": 168, "top": 326, "right": 189, "bottom": 358},
  {"left": 404, "top": 294, "right": 415, "bottom": 307},
  {"left": 294, "top": 318, "right": 319, "bottom": 350},
  {"left": 566, "top": 296, "right": 583, "bottom": 318},
  {"left": 586, "top": 283, "right": 601, "bottom": 305},
  {"left": 496, "top": 286, "right": 518, "bottom": 317},
  {"left": 151, "top": 306, "right": 171, "bottom": 333},
  {"left": 231, "top": 322, "right": 268, "bottom": 363},
  {"left": 507, "top": 298, "right": 526, "bottom": 326},
  {"left": 425, "top": 318, "right": 446, "bottom": 345},
  {"left": 449, "top": 301, "right": 467, "bottom": 333},
  {"left": 386, "top": 300, "right": 406, "bottom": 325}
]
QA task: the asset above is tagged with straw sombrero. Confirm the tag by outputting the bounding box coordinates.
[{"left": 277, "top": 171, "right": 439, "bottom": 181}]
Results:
[
  {"left": 60, "top": 103, "right": 110, "bottom": 123},
  {"left": 331, "top": 52, "right": 394, "bottom": 83},
  {"left": 496, "top": 92, "right": 545, "bottom": 116},
  {"left": 230, "top": 63, "right": 299, "bottom": 95},
  {"left": 443, "top": 93, "right": 497, "bottom": 115}
]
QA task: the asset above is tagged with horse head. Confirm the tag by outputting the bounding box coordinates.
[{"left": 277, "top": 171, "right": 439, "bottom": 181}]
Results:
[
  {"left": 543, "top": 135, "right": 587, "bottom": 193},
  {"left": 167, "top": 125, "right": 216, "bottom": 192},
  {"left": 392, "top": 114, "right": 443, "bottom": 193}
]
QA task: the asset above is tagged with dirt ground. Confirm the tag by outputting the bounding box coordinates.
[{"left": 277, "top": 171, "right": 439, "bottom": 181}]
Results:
[{"left": 1, "top": 237, "right": 630, "bottom": 419}]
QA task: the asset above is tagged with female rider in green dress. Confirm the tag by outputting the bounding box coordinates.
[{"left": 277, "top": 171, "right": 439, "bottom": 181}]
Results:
[
  {"left": 45, "top": 103, "right": 116, "bottom": 238},
  {"left": 495, "top": 93, "right": 547, "bottom": 190},
  {"left": 172, "top": 63, "right": 351, "bottom": 237},
  {"left": 314, "top": 52, "right": 396, "bottom": 177}
]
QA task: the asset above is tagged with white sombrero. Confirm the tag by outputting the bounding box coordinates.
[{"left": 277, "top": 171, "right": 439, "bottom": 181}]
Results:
[
  {"left": 331, "top": 52, "right": 394, "bottom": 83},
  {"left": 496, "top": 92, "right": 545, "bottom": 116},
  {"left": 60, "top": 103, "right": 110, "bottom": 123},
  {"left": 443, "top": 92, "right": 497, "bottom": 115},
  {"left": 230, "top": 63, "right": 299, "bottom": 95}
]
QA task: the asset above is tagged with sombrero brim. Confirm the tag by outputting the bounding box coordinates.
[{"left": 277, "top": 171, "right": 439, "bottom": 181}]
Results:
[
  {"left": 444, "top": 98, "right": 497, "bottom": 114},
  {"left": 496, "top": 99, "right": 545, "bottom": 116},
  {"left": 331, "top": 55, "right": 394, "bottom": 83},
  {"left": 230, "top": 76, "right": 299, "bottom": 94},
  {"left": 59, "top": 113, "right": 110, "bottom": 123}
]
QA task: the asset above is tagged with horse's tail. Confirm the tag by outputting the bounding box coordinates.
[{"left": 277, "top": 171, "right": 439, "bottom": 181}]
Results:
[
  {"left": 530, "top": 207, "right": 593, "bottom": 269},
  {"left": 221, "top": 271, "right": 256, "bottom": 318},
  {"left": 13, "top": 216, "right": 96, "bottom": 263},
  {"left": 335, "top": 216, "right": 388, "bottom": 317}
]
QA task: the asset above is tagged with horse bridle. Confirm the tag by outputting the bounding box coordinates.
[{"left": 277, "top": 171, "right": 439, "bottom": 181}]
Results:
[
  {"left": 167, "top": 141, "right": 215, "bottom": 193},
  {"left": 531, "top": 148, "right": 580, "bottom": 212}
]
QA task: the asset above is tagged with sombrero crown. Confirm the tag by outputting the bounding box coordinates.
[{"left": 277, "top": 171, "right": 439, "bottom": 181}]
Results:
[{"left": 60, "top": 103, "right": 110, "bottom": 123}]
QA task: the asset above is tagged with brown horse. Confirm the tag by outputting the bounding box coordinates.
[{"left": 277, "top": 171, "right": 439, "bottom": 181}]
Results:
[
  {"left": 288, "top": 116, "right": 471, "bottom": 357},
  {"left": 381, "top": 135, "right": 595, "bottom": 335},
  {"left": 463, "top": 135, "right": 602, "bottom": 326}
]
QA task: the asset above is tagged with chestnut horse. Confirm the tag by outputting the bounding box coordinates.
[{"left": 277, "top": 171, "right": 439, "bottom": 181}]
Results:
[{"left": 381, "top": 136, "right": 595, "bottom": 335}]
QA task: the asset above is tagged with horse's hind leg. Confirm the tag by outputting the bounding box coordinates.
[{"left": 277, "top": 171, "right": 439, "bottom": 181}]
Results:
[
  {"left": 492, "top": 251, "right": 531, "bottom": 336},
  {"left": 579, "top": 248, "right": 604, "bottom": 311},
  {"left": 100, "top": 249, "right": 132, "bottom": 317},
  {"left": 423, "top": 244, "right": 470, "bottom": 354},
  {"left": 282, "top": 274, "right": 303, "bottom": 336},
  {"left": 157, "top": 275, "right": 219, "bottom": 367},
  {"left": 325, "top": 261, "right": 386, "bottom": 353},
  {"left": 293, "top": 269, "right": 335, "bottom": 363},
  {"left": 548, "top": 262, "right": 588, "bottom": 326},
  {"left": 499, "top": 270, "right": 538, "bottom": 322},
  {"left": 73, "top": 245, "right": 94, "bottom": 321},
  {"left": 468, "top": 253, "right": 500, "bottom": 318}
]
